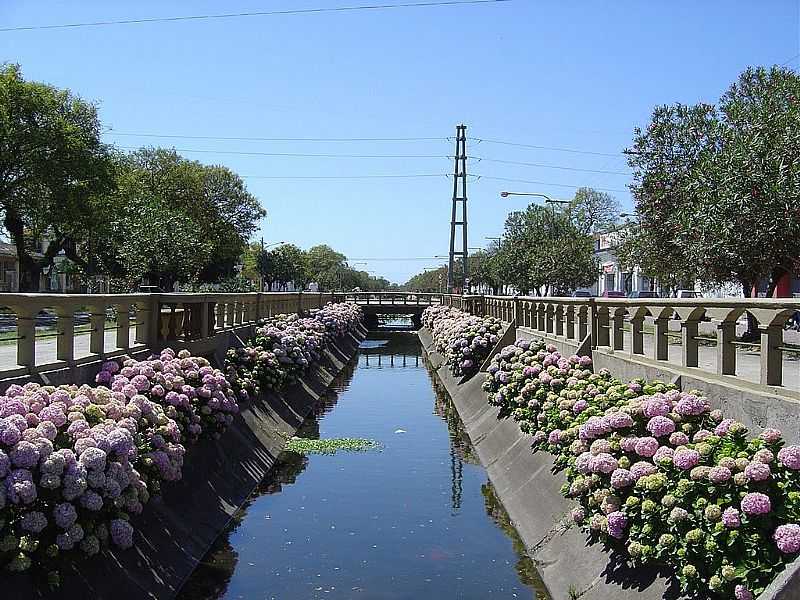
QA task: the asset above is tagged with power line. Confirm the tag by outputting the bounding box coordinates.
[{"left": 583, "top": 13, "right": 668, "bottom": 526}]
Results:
[
  {"left": 471, "top": 174, "right": 628, "bottom": 193},
  {"left": 241, "top": 173, "right": 449, "bottom": 179},
  {"left": 471, "top": 156, "right": 630, "bottom": 176},
  {"left": 117, "top": 145, "right": 445, "bottom": 159},
  {"left": 105, "top": 131, "right": 447, "bottom": 143},
  {"left": 473, "top": 137, "right": 623, "bottom": 157},
  {"left": 0, "top": 0, "right": 512, "bottom": 32}
]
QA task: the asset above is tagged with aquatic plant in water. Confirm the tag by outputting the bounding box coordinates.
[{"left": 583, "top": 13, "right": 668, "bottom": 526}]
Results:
[{"left": 284, "top": 437, "right": 381, "bottom": 455}]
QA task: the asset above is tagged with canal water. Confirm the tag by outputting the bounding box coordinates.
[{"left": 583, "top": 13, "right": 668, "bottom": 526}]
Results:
[{"left": 179, "top": 331, "right": 548, "bottom": 600}]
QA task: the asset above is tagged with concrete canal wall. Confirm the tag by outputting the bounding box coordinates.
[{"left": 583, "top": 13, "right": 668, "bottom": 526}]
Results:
[
  {"left": 420, "top": 325, "right": 800, "bottom": 600},
  {"left": 419, "top": 326, "right": 676, "bottom": 600},
  {"left": 12, "top": 324, "right": 367, "bottom": 600}
]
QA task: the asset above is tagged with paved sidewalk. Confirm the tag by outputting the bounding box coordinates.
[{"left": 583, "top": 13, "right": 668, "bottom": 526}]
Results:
[{"left": 0, "top": 330, "right": 138, "bottom": 369}]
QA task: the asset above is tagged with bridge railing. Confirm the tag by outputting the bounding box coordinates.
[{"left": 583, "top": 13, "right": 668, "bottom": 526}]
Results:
[
  {"left": 333, "top": 291, "right": 444, "bottom": 306},
  {"left": 446, "top": 294, "right": 800, "bottom": 395},
  {"left": 0, "top": 291, "right": 337, "bottom": 379}
]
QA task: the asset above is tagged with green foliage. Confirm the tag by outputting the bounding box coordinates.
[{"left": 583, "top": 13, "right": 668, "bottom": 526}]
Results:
[
  {"left": 284, "top": 436, "right": 381, "bottom": 455},
  {"left": 569, "top": 187, "right": 621, "bottom": 235},
  {"left": 621, "top": 65, "right": 800, "bottom": 298},
  {"left": 0, "top": 63, "right": 116, "bottom": 290}
]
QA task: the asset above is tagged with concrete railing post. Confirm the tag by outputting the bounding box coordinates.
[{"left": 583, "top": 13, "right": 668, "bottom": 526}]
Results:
[
  {"left": 578, "top": 306, "right": 589, "bottom": 340},
  {"left": 115, "top": 303, "right": 131, "bottom": 350},
  {"left": 612, "top": 309, "right": 625, "bottom": 350},
  {"left": 88, "top": 304, "right": 106, "bottom": 357},
  {"left": 554, "top": 305, "right": 565, "bottom": 337},
  {"left": 595, "top": 306, "right": 610, "bottom": 347},
  {"left": 513, "top": 296, "right": 521, "bottom": 324},
  {"left": 630, "top": 314, "right": 645, "bottom": 356},
  {"left": 16, "top": 308, "right": 36, "bottom": 368},
  {"left": 653, "top": 317, "right": 669, "bottom": 361},
  {"left": 681, "top": 319, "right": 700, "bottom": 367},
  {"left": 761, "top": 324, "right": 783, "bottom": 386},
  {"left": 56, "top": 307, "right": 75, "bottom": 364},
  {"left": 565, "top": 306, "right": 575, "bottom": 340},
  {"left": 716, "top": 321, "right": 737, "bottom": 376},
  {"left": 545, "top": 304, "right": 555, "bottom": 334}
]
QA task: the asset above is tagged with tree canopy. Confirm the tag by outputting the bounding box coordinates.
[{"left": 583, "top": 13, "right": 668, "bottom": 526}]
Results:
[{"left": 619, "top": 65, "right": 800, "bottom": 301}]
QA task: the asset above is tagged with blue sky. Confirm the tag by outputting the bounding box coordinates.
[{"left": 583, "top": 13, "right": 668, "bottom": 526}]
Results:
[{"left": 1, "top": 1, "right": 798, "bottom": 282}]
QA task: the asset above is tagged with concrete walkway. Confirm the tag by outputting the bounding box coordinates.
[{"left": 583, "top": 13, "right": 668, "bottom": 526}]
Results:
[{"left": 0, "top": 330, "right": 138, "bottom": 369}]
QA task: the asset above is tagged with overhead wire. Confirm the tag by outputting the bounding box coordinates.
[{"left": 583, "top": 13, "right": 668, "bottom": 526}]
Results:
[{"left": 0, "top": 0, "right": 513, "bottom": 32}]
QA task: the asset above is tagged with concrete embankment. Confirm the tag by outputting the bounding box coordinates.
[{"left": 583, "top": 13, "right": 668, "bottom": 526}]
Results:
[
  {"left": 12, "top": 324, "right": 368, "bottom": 600},
  {"left": 419, "top": 326, "right": 673, "bottom": 600}
]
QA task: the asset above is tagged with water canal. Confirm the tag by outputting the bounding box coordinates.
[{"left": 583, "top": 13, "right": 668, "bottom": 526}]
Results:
[{"left": 179, "top": 330, "right": 549, "bottom": 600}]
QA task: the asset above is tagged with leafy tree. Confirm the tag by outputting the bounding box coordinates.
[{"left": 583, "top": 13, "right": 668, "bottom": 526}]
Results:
[
  {"left": 259, "top": 243, "right": 307, "bottom": 290},
  {"left": 569, "top": 187, "right": 621, "bottom": 235},
  {"left": 406, "top": 265, "right": 447, "bottom": 292},
  {"left": 496, "top": 204, "right": 597, "bottom": 295},
  {"left": 305, "top": 245, "right": 348, "bottom": 290},
  {"left": 0, "top": 64, "right": 116, "bottom": 290},
  {"left": 621, "top": 66, "right": 800, "bottom": 334}
]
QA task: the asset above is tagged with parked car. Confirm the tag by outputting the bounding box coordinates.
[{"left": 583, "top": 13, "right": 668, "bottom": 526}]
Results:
[
  {"left": 571, "top": 290, "right": 593, "bottom": 298},
  {"left": 601, "top": 290, "right": 626, "bottom": 298},
  {"left": 676, "top": 289, "right": 701, "bottom": 298},
  {"left": 627, "top": 290, "right": 659, "bottom": 299}
]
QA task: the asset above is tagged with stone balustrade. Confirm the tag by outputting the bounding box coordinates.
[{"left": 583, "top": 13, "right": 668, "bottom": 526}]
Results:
[
  {"left": 0, "top": 291, "right": 336, "bottom": 380},
  {"left": 452, "top": 294, "right": 800, "bottom": 397}
]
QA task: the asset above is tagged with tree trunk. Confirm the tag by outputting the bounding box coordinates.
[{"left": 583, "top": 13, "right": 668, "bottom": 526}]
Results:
[{"left": 4, "top": 208, "right": 40, "bottom": 292}]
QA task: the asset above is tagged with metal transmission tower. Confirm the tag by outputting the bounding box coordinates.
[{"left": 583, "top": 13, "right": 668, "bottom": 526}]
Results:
[{"left": 447, "top": 124, "right": 468, "bottom": 292}]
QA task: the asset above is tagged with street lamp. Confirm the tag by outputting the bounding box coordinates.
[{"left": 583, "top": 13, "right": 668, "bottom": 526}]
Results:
[
  {"left": 619, "top": 212, "right": 638, "bottom": 219},
  {"left": 500, "top": 191, "right": 570, "bottom": 214},
  {"left": 261, "top": 239, "right": 287, "bottom": 251}
]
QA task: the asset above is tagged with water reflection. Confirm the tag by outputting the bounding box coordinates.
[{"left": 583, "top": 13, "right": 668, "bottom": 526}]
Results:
[{"left": 180, "top": 332, "right": 549, "bottom": 600}]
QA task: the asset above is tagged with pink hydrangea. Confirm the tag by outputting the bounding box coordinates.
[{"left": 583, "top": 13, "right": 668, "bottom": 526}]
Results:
[
  {"left": 708, "top": 466, "right": 732, "bottom": 484},
  {"left": 653, "top": 445, "right": 674, "bottom": 464},
  {"left": 646, "top": 416, "right": 675, "bottom": 438},
  {"left": 779, "top": 446, "right": 800, "bottom": 470},
  {"left": 668, "top": 432, "right": 690, "bottom": 446},
  {"left": 610, "top": 468, "right": 634, "bottom": 489},
  {"left": 635, "top": 437, "right": 659, "bottom": 458},
  {"left": 735, "top": 585, "right": 753, "bottom": 600},
  {"left": 744, "top": 461, "right": 771, "bottom": 482},
  {"left": 606, "top": 411, "right": 634, "bottom": 429},
  {"left": 741, "top": 492, "right": 771, "bottom": 516},
  {"left": 620, "top": 436, "right": 639, "bottom": 453},
  {"left": 607, "top": 511, "right": 628, "bottom": 539},
  {"left": 722, "top": 507, "right": 741, "bottom": 528},
  {"left": 760, "top": 428, "right": 783, "bottom": 444},
  {"left": 630, "top": 461, "right": 658, "bottom": 480},
  {"left": 642, "top": 395, "right": 672, "bottom": 418},
  {"left": 674, "top": 394, "right": 709, "bottom": 416},
  {"left": 773, "top": 524, "right": 800, "bottom": 554},
  {"left": 590, "top": 453, "right": 619, "bottom": 474},
  {"left": 673, "top": 448, "right": 700, "bottom": 470}
]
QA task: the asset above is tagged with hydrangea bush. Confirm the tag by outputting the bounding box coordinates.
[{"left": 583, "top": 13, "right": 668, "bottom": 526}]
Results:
[
  {"left": 474, "top": 336, "right": 800, "bottom": 599},
  {"left": 226, "top": 303, "right": 363, "bottom": 397},
  {"left": 422, "top": 305, "right": 503, "bottom": 377}
]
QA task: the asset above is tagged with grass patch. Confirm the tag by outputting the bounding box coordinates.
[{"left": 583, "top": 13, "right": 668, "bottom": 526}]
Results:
[{"left": 284, "top": 436, "right": 381, "bottom": 455}]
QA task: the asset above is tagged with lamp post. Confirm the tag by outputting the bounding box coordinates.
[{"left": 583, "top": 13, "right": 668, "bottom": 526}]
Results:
[{"left": 500, "top": 191, "right": 570, "bottom": 215}]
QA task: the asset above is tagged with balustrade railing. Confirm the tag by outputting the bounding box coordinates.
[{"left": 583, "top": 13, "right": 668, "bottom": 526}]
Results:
[
  {"left": 439, "top": 294, "right": 800, "bottom": 394},
  {"left": 333, "top": 291, "right": 444, "bottom": 306},
  {"left": 0, "top": 291, "right": 336, "bottom": 378}
]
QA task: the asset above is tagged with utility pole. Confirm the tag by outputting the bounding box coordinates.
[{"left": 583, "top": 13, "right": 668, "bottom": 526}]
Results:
[{"left": 447, "top": 124, "right": 468, "bottom": 293}]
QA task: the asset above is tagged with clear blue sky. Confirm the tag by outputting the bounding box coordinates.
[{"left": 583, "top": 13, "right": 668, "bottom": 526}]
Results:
[{"left": 2, "top": 1, "right": 798, "bottom": 283}]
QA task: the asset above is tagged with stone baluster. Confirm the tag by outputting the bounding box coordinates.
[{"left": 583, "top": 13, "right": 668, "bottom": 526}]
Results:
[
  {"left": 652, "top": 307, "right": 671, "bottom": 361},
  {"left": 612, "top": 307, "right": 625, "bottom": 350},
  {"left": 115, "top": 303, "right": 131, "bottom": 350},
  {"left": 629, "top": 308, "right": 646, "bottom": 356},
  {"left": 16, "top": 306, "right": 36, "bottom": 368},
  {"left": 88, "top": 304, "right": 106, "bottom": 357},
  {"left": 565, "top": 306, "right": 575, "bottom": 340},
  {"left": 56, "top": 305, "right": 75, "bottom": 364}
]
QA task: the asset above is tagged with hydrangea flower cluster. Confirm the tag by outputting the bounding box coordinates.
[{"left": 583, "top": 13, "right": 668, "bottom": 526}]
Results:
[
  {"left": 96, "top": 348, "right": 239, "bottom": 442},
  {"left": 412, "top": 299, "right": 800, "bottom": 600},
  {"left": 0, "top": 382, "right": 153, "bottom": 578},
  {"left": 225, "top": 303, "right": 363, "bottom": 397},
  {"left": 421, "top": 305, "right": 503, "bottom": 376}
]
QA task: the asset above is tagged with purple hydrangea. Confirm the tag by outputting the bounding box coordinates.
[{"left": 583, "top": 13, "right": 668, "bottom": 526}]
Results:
[
  {"left": 606, "top": 411, "right": 634, "bottom": 429},
  {"left": 734, "top": 585, "right": 753, "bottom": 600},
  {"left": 673, "top": 448, "right": 700, "bottom": 470},
  {"left": 722, "top": 507, "right": 741, "bottom": 528},
  {"left": 610, "top": 468, "right": 634, "bottom": 489},
  {"left": 607, "top": 511, "right": 628, "bottom": 539},
  {"left": 674, "top": 394, "right": 709, "bottom": 416},
  {"left": 760, "top": 428, "right": 783, "bottom": 444},
  {"left": 708, "top": 466, "right": 732, "bottom": 484},
  {"left": 590, "top": 453, "right": 619, "bottom": 474},
  {"left": 78, "top": 447, "right": 107, "bottom": 471},
  {"left": 634, "top": 437, "right": 659, "bottom": 458},
  {"left": 653, "top": 446, "right": 674, "bottom": 464},
  {"left": 774, "top": 524, "right": 800, "bottom": 554},
  {"left": 10, "top": 441, "right": 40, "bottom": 468},
  {"left": 20, "top": 510, "right": 48, "bottom": 533},
  {"left": 741, "top": 492, "right": 771, "bottom": 516},
  {"left": 630, "top": 461, "right": 658, "bottom": 480},
  {"left": 53, "top": 502, "right": 78, "bottom": 529},
  {"left": 668, "top": 432, "right": 690, "bottom": 446},
  {"left": 646, "top": 416, "right": 675, "bottom": 438},
  {"left": 745, "top": 461, "right": 771, "bottom": 482},
  {"left": 110, "top": 519, "right": 134, "bottom": 549},
  {"left": 779, "top": 446, "right": 800, "bottom": 470},
  {"left": 642, "top": 395, "right": 672, "bottom": 417},
  {"left": 714, "top": 419, "right": 734, "bottom": 436}
]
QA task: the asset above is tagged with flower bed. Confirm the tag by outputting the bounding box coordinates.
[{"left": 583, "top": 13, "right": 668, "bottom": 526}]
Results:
[
  {"left": 477, "top": 337, "right": 800, "bottom": 600},
  {"left": 421, "top": 305, "right": 503, "bottom": 377},
  {"left": 0, "top": 348, "right": 241, "bottom": 584},
  {"left": 225, "top": 302, "right": 363, "bottom": 399}
]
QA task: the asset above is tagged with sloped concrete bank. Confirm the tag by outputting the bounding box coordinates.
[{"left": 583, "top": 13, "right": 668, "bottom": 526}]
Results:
[
  {"left": 419, "top": 326, "right": 674, "bottom": 600},
  {"left": 11, "top": 324, "right": 368, "bottom": 600}
]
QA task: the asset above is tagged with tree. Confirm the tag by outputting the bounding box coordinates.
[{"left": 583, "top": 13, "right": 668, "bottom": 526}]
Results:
[
  {"left": 305, "top": 245, "right": 348, "bottom": 291},
  {"left": 569, "top": 187, "right": 621, "bottom": 235},
  {"left": 620, "top": 66, "right": 800, "bottom": 335},
  {"left": 496, "top": 204, "right": 597, "bottom": 295},
  {"left": 406, "top": 265, "right": 447, "bottom": 292},
  {"left": 0, "top": 64, "right": 117, "bottom": 290}
]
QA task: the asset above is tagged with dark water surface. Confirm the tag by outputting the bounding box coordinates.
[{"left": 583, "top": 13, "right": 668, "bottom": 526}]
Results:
[{"left": 179, "top": 332, "right": 548, "bottom": 600}]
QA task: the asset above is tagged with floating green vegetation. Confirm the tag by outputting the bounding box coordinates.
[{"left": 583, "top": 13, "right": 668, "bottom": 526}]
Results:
[{"left": 284, "top": 436, "right": 381, "bottom": 455}]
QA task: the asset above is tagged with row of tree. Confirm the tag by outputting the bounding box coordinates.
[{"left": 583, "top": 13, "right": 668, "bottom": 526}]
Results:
[
  {"left": 408, "top": 65, "right": 800, "bottom": 311},
  {"left": 1, "top": 64, "right": 265, "bottom": 291},
  {"left": 240, "top": 242, "right": 393, "bottom": 292},
  {"left": 406, "top": 187, "right": 618, "bottom": 295}
]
